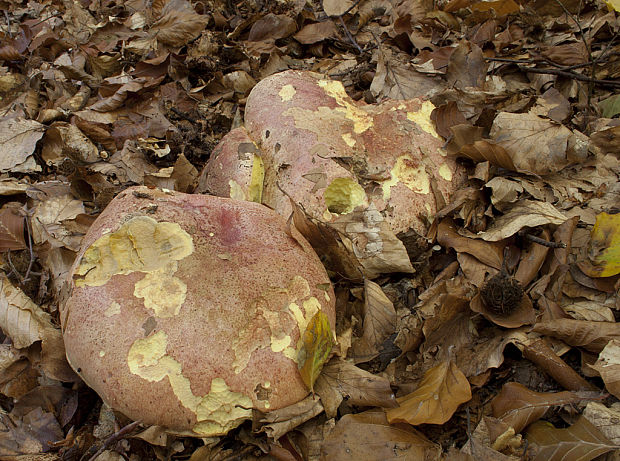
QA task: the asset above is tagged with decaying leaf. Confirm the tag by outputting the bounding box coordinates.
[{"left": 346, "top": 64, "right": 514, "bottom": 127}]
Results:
[
  {"left": 526, "top": 416, "right": 618, "bottom": 461},
  {"left": 0, "top": 408, "right": 63, "bottom": 456},
  {"left": 0, "top": 118, "right": 44, "bottom": 174},
  {"left": 148, "top": 0, "right": 208, "bottom": 47},
  {"left": 387, "top": 360, "right": 472, "bottom": 426},
  {"left": 259, "top": 394, "right": 324, "bottom": 440},
  {"left": 583, "top": 402, "right": 620, "bottom": 445},
  {"left": 298, "top": 310, "right": 335, "bottom": 392},
  {"left": 590, "top": 340, "right": 620, "bottom": 399},
  {"left": 314, "top": 357, "right": 397, "bottom": 417},
  {"left": 578, "top": 212, "right": 620, "bottom": 278},
  {"left": 350, "top": 280, "right": 397, "bottom": 363},
  {"left": 478, "top": 200, "right": 567, "bottom": 242},
  {"left": 437, "top": 218, "right": 504, "bottom": 269},
  {"left": 320, "top": 410, "right": 441, "bottom": 461},
  {"left": 532, "top": 319, "right": 620, "bottom": 353},
  {"left": 0, "top": 205, "right": 26, "bottom": 251},
  {"left": 491, "top": 382, "right": 589, "bottom": 434}
]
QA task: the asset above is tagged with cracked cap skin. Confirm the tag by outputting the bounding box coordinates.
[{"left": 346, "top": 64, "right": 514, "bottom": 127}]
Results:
[{"left": 61, "top": 186, "right": 335, "bottom": 436}]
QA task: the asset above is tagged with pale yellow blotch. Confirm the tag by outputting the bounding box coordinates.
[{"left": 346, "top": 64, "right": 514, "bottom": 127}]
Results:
[
  {"left": 324, "top": 177, "right": 367, "bottom": 214},
  {"left": 382, "top": 155, "right": 430, "bottom": 200},
  {"left": 75, "top": 216, "right": 193, "bottom": 287},
  {"left": 318, "top": 79, "right": 373, "bottom": 134},
  {"left": 264, "top": 381, "right": 271, "bottom": 388},
  {"left": 133, "top": 262, "right": 187, "bottom": 318},
  {"left": 283, "top": 296, "right": 323, "bottom": 363},
  {"left": 248, "top": 154, "right": 264, "bottom": 203},
  {"left": 128, "top": 332, "right": 252, "bottom": 437},
  {"left": 104, "top": 301, "right": 121, "bottom": 317},
  {"left": 279, "top": 84, "right": 296, "bottom": 101},
  {"left": 425, "top": 203, "right": 432, "bottom": 213},
  {"left": 438, "top": 163, "right": 452, "bottom": 181},
  {"left": 322, "top": 209, "right": 333, "bottom": 221},
  {"left": 228, "top": 180, "right": 245, "bottom": 201},
  {"left": 209, "top": 232, "right": 214, "bottom": 237},
  {"left": 99, "top": 351, "right": 105, "bottom": 357},
  {"left": 407, "top": 101, "right": 439, "bottom": 138},
  {"left": 193, "top": 378, "right": 253, "bottom": 436},
  {"left": 342, "top": 132, "right": 356, "bottom": 147},
  {"left": 324, "top": 291, "right": 330, "bottom": 303}
]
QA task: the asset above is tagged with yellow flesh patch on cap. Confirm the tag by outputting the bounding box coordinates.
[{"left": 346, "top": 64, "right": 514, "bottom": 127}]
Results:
[
  {"left": 279, "top": 84, "right": 296, "bottom": 101},
  {"left": 228, "top": 180, "right": 245, "bottom": 201},
  {"left": 133, "top": 262, "right": 187, "bottom": 318},
  {"left": 407, "top": 100, "right": 439, "bottom": 138},
  {"left": 104, "top": 301, "right": 121, "bottom": 317},
  {"left": 318, "top": 79, "right": 373, "bottom": 134},
  {"left": 324, "top": 177, "right": 367, "bottom": 214},
  {"left": 382, "top": 155, "right": 430, "bottom": 200},
  {"left": 438, "top": 163, "right": 452, "bottom": 181},
  {"left": 248, "top": 154, "right": 264, "bottom": 202},
  {"left": 128, "top": 331, "right": 252, "bottom": 436},
  {"left": 74, "top": 216, "right": 193, "bottom": 288}
]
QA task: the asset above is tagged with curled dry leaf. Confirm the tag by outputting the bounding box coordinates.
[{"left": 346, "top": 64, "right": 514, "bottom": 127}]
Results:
[
  {"left": 514, "top": 229, "right": 550, "bottom": 286},
  {"left": 477, "top": 200, "right": 567, "bottom": 242},
  {"left": 320, "top": 410, "right": 441, "bottom": 461},
  {"left": 349, "top": 279, "right": 397, "bottom": 364},
  {"left": 0, "top": 118, "right": 44, "bottom": 174},
  {"left": 526, "top": 416, "right": 619, "bottom": 461},
  {"left": 491, "top": 382, "right": 589, "bottom": 434},
  {"left": 314, "top": 357, "right": 397, "bottom": 417},
  {"left": 386, "top": 360, "right": 472, "bottom": 426},
  {"left": 583, "top": 402, "right": 620, "bottom": 445},
  {"left": 437, "top": 218, "right": 504, "bottom": 269},
  {"left": 590, "top": 340, "right": 620, "bottom": 399},
  {"left": 0, "top": 407, "right": 63, "bottom": 456},
  {"left": 30, "top": 193, "right": 85, "bottom": 251},
  {"left": 259, "top": 394, "right": 324, "bottom": 440},
  {"left": 532, "top": 319, "right": 620, "bottom": 353},
  {"left": 293, "top": 21, "right": 339, "bottom": 45},
  {"left": 578, "top": 212, "right": 620, "bottom": 278}
]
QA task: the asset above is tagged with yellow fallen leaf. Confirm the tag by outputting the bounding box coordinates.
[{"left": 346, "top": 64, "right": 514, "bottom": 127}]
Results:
[
  {"left": 298, "top": 310, "right": 335, "bottom": 392},
  {"left": 606, "top": 0, "right": 620, "bottom": 12},
  {"left": 387, "top": 360, "right": 472, "bottom": 425},
  {"left": 580, "top": 212, "right": 620, "bottom": 278}
]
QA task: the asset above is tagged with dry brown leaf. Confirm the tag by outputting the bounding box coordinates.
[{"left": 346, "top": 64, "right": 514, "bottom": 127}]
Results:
[
  {"left": 0, "top": 273, "right": 52, "bottom": 349},
  {"left": 431, "top": 101, "right": 468, "bottom": 139},
  {"left": 349, "top": 280, "right": 397, "bottom": 363},
  {"left": 458, "top": 139, "right": 517, "bottom": 171},
  {"left": 446, "top": 41, "right": 487, "bottom": 89},
  {"left": 91, "top": 140, "right": 158, "bottom": 184},
  {"left": 532, "top": 319, "right": 620, "bottom": 353},
  {"left": 526, "top": 416, "right": 618, "bottom": 461},
  {"left": 30, "top": 194, "right": 85, "bottom": 251},
  {"left": 0, "top": 118, "right": 44, "bottom": 174},
  {"left": 247, "top": 13, "right": 297, "bottom": 41},
  {"left": 490, "top": 112, "right": 574, "bottom": 175},
  {"left": 294, "top": 21, "right": 339, "bottom": 44},
  {"left": 320, "top": 410, "right": 441, "bottom": 461},
  {"left": 491, "top": 382, "right": 587, "bottom": 434},
  {"left": 259, "top": 394, "right": 324, "bottom": 440},
  {"left": 0, "top": 206, "right": 26, "bottom": 251},
  {"left": 387, "top": 361, "right": 472, "bottom": 425},
  {"left": 149, "top": 0, "right": 208, "bottom": 47},
  {"left": 315, "top": 357, "right": 397, "bottom": 417},
  {"left": 590, "top": 340, "right": 620, "bottom": 399},
  {"left": 437, "top": 218, "right": 504, "bottom": 269},
  {"left": 514, "top": 229, "right": 550, "bottom": 286},
  {"left": 41, "top": 122, "right": 100, "bottom": 165},
  {"left": 583, "top": 402, "right": 620, "bottom": 445},
  {"left": 522, "top": 339, "right": 596, "bottom": 391},
  {"left": 0, "top": 408, "right": 63, "bottom": 456},
  {"left": 478, "top": 200, "right": 567, "bottom": 242},
  {"left": 323, "top": 0, "right": 355, "bottom": 16}
]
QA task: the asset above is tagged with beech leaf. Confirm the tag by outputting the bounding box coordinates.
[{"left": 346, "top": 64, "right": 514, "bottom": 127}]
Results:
[
  {"left": 526, "top": 416, "right": 619, "bottom": 461},
  {"left": 0, "top": 207, "right": 26, "bottom": 251},
  {"left": 578, "top": 212, "right": 620, "bottom": 278},
  {"left": 298, "top": 310, "right": 335, "bottom": 392},
  {"left": 491, "top": 382, "right": 587, "bottom": 434},
  {"left": 386, "top": 360, "right": 472, "bottom": 425}
]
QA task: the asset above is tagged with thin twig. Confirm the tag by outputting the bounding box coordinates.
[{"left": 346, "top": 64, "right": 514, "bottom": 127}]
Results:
[
  {"left": 466, "top": 407, "right": 475, "bottom": 459},
  {"left": 4, "top": 10, "right": 12, "bottom": 38},
  {"left": 523, "top": 233, "right": 566, "bottom": 249},
  {"left": 169, "top": 106, "right": 197, "bottom": 124},
  {"left": 517, "top": 65, "right": 620, "bottom": 88},
  {"left": 86, "top": 420, "right": 141, "bottom": 461},
  {"left": 6, "top": 251, "right": 24, "bottom": 284},
  {"left": 339, "top": 16, "right": 363, "bottom": 54}
]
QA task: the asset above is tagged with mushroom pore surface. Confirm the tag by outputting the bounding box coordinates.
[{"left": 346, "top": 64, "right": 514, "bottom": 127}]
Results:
[{"left": 61, "top": 186, "right": 336, "bottom": 436}]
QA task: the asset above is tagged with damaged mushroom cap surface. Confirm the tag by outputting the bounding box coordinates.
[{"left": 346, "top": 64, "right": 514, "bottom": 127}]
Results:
[
  {"left": 61, "top": 186, "right": 336, "bottom": 436},
  {"left": 199, "top": 70, "right": 466, "bottom": 276}
]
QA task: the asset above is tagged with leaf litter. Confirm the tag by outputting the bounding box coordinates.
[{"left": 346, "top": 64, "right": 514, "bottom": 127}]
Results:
[{"left": 0, "top": 0, "right": 619, "bottom": 460}]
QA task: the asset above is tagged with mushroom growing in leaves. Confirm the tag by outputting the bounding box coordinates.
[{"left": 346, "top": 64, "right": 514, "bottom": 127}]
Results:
[
  {"left": 61, "top": 186, "right": 336, "bottom": 436},
  {"left": 198, "top": 70, "right": 466, "bottom": 278}
]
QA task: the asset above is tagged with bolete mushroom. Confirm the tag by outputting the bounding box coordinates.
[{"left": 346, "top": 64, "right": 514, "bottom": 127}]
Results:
[
  {"left": 61, "top": 186, "right": 336, "bottom": 436},
  {"left": 198, "top": 70, "right": 466, "bottom": 277}
]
